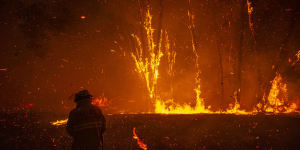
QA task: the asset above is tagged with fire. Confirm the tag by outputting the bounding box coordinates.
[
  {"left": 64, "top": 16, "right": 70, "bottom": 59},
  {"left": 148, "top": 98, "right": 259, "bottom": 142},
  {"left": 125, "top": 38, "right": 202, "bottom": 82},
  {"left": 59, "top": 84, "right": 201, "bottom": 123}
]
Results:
[
  {"left": 0, "top": 68, "right": 8, "bottom": 71},
  {"left": 80, "top": 15, "right": 86, "bottom": 19},
  {"left": 92, "top": 95, "right": 109, "bottom": 107},
  {"left": 51, "top": 119, "right": 68, "bottom": 126},
  {"left": 133, "top": 127, "right": 147, "bottom": 150},
  {"left": 224, "top": 91, "right": 249, "bottom": 114},
  {"left": 292, "top": 50, "right": 300, "bottom": 65},
  {"left": 50, "top": 4, "right": 299, "bottom": 128},
  {"left": 131, "top": 8, "right": 163, "bottom": 100},
  {"left": 130, "top": 5, "right": 298, "bottom": 115},
  {"left": 296, "top": 50, "right": 300, "bottom": 61},
  {"left": 131, "top": 5, "right": 212, "bottom": 114},
  {"left": 255, "top": 73, "right": 298, "bottom": 113},
  {"left": 247, "top": 0, "right": 255, "bottom": 40}
]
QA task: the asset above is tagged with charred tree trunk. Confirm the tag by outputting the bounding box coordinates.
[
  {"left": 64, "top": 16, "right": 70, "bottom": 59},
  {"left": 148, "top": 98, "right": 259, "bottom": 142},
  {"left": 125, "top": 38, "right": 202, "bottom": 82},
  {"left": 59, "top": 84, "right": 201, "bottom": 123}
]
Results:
[
  {"left": 137, "top": 0, "right": 146, "bottom": 53},
  {"left": 137, "top": 0, "right": 153, "bottom": 111},
  {"left": 264, "top": 10, "right": 297, "bottom": 103},
  {"left": 217, "top": 41, "right": 225, "bottom": 109},
  {"left": 274, "top": 11, "right": 296, "bottom": 73},
  {"left": 187, "top": 0, "right": 199, "bottom": 54},
  {"left": 153, "top": 0, "right": 164, "bottom": 103},
  {"left": 237, "top": 0, "right": 246, "bottom": 104},
  {"left": 156, "top": 0, "right": 163, "bottom": 45}
]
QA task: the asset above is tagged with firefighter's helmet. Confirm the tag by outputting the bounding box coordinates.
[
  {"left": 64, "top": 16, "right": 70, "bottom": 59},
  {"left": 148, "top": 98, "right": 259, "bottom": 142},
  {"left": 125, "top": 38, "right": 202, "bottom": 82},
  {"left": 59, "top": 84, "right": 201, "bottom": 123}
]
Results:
[{"left": 74, "top": 89, "right": 93, "bottom": 102}]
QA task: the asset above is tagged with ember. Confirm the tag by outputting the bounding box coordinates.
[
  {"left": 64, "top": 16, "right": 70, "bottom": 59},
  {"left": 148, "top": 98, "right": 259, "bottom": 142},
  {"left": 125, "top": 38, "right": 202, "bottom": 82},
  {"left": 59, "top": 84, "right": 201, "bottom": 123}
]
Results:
[
  {"left": 133, "top": 127, "right": 147, "bottom": 150},
  {"left": 91, "top": 95, "right": 109, "bottom": 107},
  {"left": 0, "top": 68, "right": 8, "bottom": 71},
  {"left": 247, "top": 0, "right": 255, "bottom": 40},
  {"left": 80, "top": 16, "right": 86, "bottom": 19},
  {"left": 51, "top": 119, "right": 68, "bottom": 126}
]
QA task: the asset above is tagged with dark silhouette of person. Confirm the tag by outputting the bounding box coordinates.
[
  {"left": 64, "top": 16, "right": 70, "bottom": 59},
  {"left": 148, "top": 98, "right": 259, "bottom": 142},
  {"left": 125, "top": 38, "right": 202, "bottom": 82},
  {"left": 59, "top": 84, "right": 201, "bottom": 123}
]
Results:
[{"left": 66, "top": 90, "right": 106, "bottom": 150}]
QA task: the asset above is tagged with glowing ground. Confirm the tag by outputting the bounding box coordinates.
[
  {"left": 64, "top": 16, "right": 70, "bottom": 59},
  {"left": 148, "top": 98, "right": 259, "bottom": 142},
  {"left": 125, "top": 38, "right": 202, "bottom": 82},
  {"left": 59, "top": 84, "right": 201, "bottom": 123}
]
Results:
[{"left": 1, "top": 111, "right": 300, "bottom": 150}]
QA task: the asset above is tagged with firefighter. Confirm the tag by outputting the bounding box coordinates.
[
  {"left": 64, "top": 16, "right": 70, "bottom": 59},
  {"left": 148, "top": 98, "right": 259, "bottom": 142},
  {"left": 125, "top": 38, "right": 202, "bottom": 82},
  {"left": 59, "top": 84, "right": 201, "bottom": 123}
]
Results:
[{"left": 66, "top": 90, "right": 106, "bottom": 150}]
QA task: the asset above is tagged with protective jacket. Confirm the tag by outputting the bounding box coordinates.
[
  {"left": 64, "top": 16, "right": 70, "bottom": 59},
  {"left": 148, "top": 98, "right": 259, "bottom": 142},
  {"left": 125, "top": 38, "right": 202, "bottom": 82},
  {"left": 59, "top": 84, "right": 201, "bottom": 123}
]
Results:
[{"left": 67, "top": 101, "right": 106, "bottom": 150}]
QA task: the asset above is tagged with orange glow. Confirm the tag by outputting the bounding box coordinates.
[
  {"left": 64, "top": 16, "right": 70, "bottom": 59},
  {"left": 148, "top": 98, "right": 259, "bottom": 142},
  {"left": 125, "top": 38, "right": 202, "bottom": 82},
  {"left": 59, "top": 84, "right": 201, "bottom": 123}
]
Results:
[
  {"left": 0, "top": 68, "right": 7, "bottom": 71},
  {"left": 154, "top": 97, "right": 211, "bottom": 114},
  {"left": 291, "top": 50, "right": 300, "bottom": 66},
  {"left": 296, "top": 50, "right": 300, "bottom": 62},
  {"left": 131, "top": 8, "right": 163, "bottom": 100},
  {"left": 50, "top": 6, "right": 299, "bottom": 128},
  {"left": 129, "top": 5, "right": 299, "bottom": 115},
  {"left": 92, "top": 95, "right": 109, "bottom": 107},
  {"left": 255, "top": 73, "right": 298, "bottom": 113},
  {"left": 133, "top": 127, "right": 147, "bottom": 150},
  {"left": 153, "top": 4, "right": 213, "bottom": 114},
  {"left": 223, "top": 91, "right": 249, "bottom": 114},
  {"left": 247, "top": 0, "right": 255, "bottom": 40},
  {"left": 165, "top": 32, "right": 176, "bottom": 77},
  {"left": 51, "top": 119, "right": 68, "bottom": 126},
  {"left": 80, "top": 16, "right": 86, "bottom": 19}
]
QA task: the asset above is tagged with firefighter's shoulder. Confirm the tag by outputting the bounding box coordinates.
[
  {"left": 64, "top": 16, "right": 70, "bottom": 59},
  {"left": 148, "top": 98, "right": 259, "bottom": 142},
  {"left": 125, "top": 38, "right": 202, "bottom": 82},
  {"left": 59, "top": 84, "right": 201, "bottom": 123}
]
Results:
[{"left": 90, "top": 105, "right": 104, "bottom": 114}]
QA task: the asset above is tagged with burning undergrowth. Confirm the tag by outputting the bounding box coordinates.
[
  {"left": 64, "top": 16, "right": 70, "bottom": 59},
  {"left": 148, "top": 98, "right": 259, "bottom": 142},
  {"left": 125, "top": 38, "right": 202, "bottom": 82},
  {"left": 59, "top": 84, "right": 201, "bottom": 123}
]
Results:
[
  {"left": 129, "top": 3, "right": 299, "bottom": 115},
  {"left": 1, "top": 1, "right": 300, "bottom": 149},
  {"left": 49, "top": 1, "right": 300, "bottom": 127}
]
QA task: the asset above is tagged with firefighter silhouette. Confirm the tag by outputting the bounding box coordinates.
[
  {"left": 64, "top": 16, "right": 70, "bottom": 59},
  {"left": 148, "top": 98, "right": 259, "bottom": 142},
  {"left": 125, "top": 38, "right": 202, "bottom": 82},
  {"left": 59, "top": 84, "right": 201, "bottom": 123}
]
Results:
[{"left": 66, "top": 90, "right": 106, "bottom": 150}]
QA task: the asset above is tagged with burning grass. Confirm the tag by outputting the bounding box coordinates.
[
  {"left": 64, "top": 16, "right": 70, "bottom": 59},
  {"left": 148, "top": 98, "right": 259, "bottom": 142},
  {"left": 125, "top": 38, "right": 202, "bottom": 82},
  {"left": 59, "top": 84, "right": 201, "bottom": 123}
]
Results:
[{"left": 129, "top": 5, "right": 299, "bottom": 115}]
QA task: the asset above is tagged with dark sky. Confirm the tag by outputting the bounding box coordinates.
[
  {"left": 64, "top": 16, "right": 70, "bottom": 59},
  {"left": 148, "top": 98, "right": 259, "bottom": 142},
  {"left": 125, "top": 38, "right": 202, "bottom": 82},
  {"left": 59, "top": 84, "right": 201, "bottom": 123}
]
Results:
[{"left": 0, "top": 0, "right": 299, "bottom": 113}]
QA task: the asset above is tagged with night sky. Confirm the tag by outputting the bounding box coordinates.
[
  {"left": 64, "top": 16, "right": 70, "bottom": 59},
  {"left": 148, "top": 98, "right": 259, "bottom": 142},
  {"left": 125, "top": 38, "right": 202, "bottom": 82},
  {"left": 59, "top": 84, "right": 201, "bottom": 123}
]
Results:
[{"left": 0, "top": 0, "right": 299, "bottom": 113}]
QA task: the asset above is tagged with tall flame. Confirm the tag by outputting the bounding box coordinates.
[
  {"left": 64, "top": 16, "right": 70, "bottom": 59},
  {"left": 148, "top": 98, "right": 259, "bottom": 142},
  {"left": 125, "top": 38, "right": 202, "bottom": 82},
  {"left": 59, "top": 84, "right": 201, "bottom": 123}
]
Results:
[
  {"left": 131, "top": 8, "right": 163, "bottom": 100},
  {"left": 247, "top": 0, "right": 255, "bottom": 41},
  {"left": 153, "top": 3, "right": 211, "bottom": 114},
  {"left": 92, "top": 95, "right": 109, "bottom": 107},
  {"left": 255, "top": 73, "right": 298, "bottom": 113},
  {"left": 133, "top": 127, "right": 147, "bottom": 150}
]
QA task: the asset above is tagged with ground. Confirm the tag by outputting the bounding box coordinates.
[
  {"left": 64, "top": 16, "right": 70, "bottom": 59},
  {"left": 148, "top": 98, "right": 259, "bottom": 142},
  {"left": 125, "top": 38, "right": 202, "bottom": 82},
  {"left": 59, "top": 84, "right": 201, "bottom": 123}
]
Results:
[{"left": 1, "top": 109, "right": 300, "bottom": 150}]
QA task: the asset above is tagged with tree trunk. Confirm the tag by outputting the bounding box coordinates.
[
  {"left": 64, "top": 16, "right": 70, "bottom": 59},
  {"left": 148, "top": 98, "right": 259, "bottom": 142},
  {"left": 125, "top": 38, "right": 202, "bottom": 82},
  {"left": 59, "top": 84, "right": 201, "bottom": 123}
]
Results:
[{"left": 237, "top": 0, "right": 246, "bottom": 104}]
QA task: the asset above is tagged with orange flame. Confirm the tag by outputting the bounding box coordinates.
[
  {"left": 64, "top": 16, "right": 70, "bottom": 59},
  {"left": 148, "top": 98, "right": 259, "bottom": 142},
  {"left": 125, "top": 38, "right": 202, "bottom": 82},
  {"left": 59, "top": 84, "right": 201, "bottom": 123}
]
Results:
[
  {"left": 0, "top": 68, "right": 8, "bottom": 71},
  {"left": 131, "top": 8, "right": 163, "bottom": 100},
  {"left": 247, "top": 0, "right": 255, "bottom": 40},
  {"left": 92, "top": 96, "right": 109, "bottom": 107},
  {"left": 130, "top": 5, "right": 298, "bottom": 115},
  {"left": 80, "top": 16, "right": 86, "bottom": 19},
  {"left": 50, "top": 5, "right": 299, "bottom": 127},
  {"left": 291, "top": 50, "right": 300, "bottom": 65},
  {"left": 133, "top": 127, "right": 147, "bottom": 150},
  {"left": 255, "top": 73, "right": 298, "bottom": 113},
  {"left": 50, "top": 119, "right": 68, "bottom": 126},
  {"left": 153, "top": 3, "right": 213, "bottom": 114}
]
